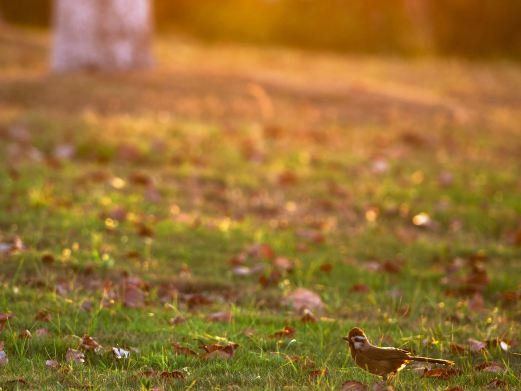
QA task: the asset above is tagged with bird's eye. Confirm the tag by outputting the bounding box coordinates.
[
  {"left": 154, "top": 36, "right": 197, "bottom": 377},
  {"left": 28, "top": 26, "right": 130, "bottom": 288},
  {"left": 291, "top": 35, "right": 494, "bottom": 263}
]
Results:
[{"left": 352, "top": 336, "right": 365, "bottom": 342}]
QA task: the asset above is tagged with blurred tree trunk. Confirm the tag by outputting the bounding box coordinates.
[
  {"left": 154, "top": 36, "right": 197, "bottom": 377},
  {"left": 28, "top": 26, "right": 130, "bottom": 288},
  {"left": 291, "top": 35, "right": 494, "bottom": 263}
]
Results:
[{"left": 52, "top": 0, "right": 153, "bottom": 72}]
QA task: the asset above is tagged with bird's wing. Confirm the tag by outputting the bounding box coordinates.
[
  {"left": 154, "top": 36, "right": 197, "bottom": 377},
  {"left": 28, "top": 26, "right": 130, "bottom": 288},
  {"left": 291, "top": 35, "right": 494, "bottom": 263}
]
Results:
[{"left": 366, "top": 346, "right": 411, "bottom": 360}]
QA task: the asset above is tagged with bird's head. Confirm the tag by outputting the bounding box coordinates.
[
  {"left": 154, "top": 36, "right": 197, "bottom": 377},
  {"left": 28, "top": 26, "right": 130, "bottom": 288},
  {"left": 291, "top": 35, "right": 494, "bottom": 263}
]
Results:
[{"left": 343, "top": 327, "right": 369, "bottom": 350}]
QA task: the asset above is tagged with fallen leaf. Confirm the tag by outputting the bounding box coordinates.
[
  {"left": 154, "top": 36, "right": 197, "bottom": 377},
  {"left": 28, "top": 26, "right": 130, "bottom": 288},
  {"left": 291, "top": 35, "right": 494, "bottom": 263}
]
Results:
[
  {"left": 5, "top": 378, "right": 27, "bottom": 386},
  {"left": 65, "top": 348, "right": 85, "bottom": 364},
  {"left": 104, "top": 206, "right": 127, "bottom": 222},
  {"left": 41, "top": 253, "right": 55, "bottom": 264},
  {"left": 468, "top": 338, "right": 486, "bottom": 352},
  {"left": 172, "top": 342, "right": 197, "bottom": 356},
  {"left": 168, "top": 316, "right": 186, "bottom": 326},
  {"left": 35, "top": 310, "right": 52, "bottom": 322},
  {"left": 112, "top": 347, "right": 130, "bottom": 359},
  {"left": 475, "top": 361, "right": 505, "bottom": 373},
  {"left": 485, "top": 379, "right": 506, "bottom": 389},
  {"left": 271, "top": 326, "right": 295, "bottom": 338},
  {"left": 284, "top": 288, "right": 324, "bottom": 312},
  {"left": 300, "top": 308, "right": 317, "bottom": 323},
  {"left": 273, "top": 257, "right": 294, "bottom": 272},
  {"left": 422, "top": 367, "right": 461, "bottom": 380},
  {"left": 184, "top": 293, "right": 213, "bottom": 309},
  {"left": 207, "top": 311, "right": 233, "bottom": 323},
  {"left": 202, "top": 343, "right": 239, "bottom": 360},
  {"left": 246, "top": 243, "right": 275, "bottom": 260},
  {"left": 160, "top": 370, "right": 185, "bottom": 379},
  {"left": 278, "top": 170, "right": 298, "bottom": 186},
  {"left": 341, "top": 380, "right": 368, "bottom": 390},
  {"left": 122, "top": 277, "right": 145, "bottom": 308},
  {"left": 449, "top": 343, "right": 467, "bottom": 355},
  {"left": 45, "top": 359, "right": 59, "bottom": 369},
  {"left": 259, "top": 270, "right": 282, "bottom": 287},
  {"left": 350, "top": 284, "right": 370, "bottom": 293},
  {"left": 80, "top": 335, "right": 102, "bottom": 352},
  {"left": 319, "top": 263, "right": 333, "bottom": 273}
]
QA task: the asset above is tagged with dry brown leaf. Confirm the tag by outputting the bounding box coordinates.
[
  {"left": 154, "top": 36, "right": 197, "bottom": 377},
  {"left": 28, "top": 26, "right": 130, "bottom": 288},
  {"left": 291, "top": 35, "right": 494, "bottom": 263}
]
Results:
[
  {"left": 184, "top": 293, "right": 213, "bottom": 309},
  {"left": 122, "top": 277, "right": 145, "bottom": 308},
  {"left": 284, "top": 288, "right": 324, "bottom": 312},
  {"left": 341, "top": 380, "right": 369, "bottom": 391},
  {"left": 485, "top": 379, "right": 506, "bottom": 389},
  {"left": 160, "top": 370, "right": 185, "bottom": 379},
  {"left": 475, "top": 361, "right": 505, "bottom": 373},
  {"left": 65, "top": 348, "right": 85, "bottom": 364},
  {"left": 202, "top": 343, "right": 239, "bottom": 360},
  {"left": 449, "top": 343, "right": 467, "bottom": 355},
  {"left": 350, "top": 284, "right": 370, "bottom": 293},
  {"left": 468, "top": 338, "right": 486, "bottom": 352},
  {"left": 172, "top": 342, "right": 197, "bottom": 356},
  {"left": 45, "top": 359, "right": 59, "bottom": 369},
  {"left": 168, "top": 316, "right": 186, "bottom": 326},
  {"left": 80, "top": 335, "right": 102, "bottom": 352},
  {"left": 246, "top": 243, "right": 275, "bottom": 260},
  {"left": 41, "top": 253, "right": 55, "bottom": 264},
  {"left": 35, "top": 310, "right": 52, "bottom": 322},
  {"left": 300, "top": 308, "right": 317, "bottom": 323},
  {"left": 273, "top": 257, "right": 294, "bottom": 272},
  {"left": 319, "top": 263, "right": 333, "bottom": 273},
  {"left": 271, "top": 326, "right": 296, "bottom": 339},
  {"left": 259, "top": 270, "right": 282, "bottom": 287}
]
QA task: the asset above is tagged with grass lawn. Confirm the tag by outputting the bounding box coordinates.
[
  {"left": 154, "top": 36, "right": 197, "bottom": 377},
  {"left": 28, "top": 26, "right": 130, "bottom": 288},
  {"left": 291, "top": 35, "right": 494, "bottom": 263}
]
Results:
[{"left": 0, "top": 27, "right": 520, "bottom": 390}]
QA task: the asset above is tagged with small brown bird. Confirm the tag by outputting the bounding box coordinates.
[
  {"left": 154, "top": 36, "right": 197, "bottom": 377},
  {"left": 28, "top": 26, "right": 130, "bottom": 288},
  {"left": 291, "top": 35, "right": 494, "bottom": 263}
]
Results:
[{"left": 343, "top": 327, "right": 454, "bottom": 380}]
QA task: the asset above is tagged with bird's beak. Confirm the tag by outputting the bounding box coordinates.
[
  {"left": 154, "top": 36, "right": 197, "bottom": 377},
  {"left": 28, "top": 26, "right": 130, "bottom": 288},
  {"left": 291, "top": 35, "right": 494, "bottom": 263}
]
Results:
[{"left": 342, "top": 336, "right": 349, "bottom": 342}]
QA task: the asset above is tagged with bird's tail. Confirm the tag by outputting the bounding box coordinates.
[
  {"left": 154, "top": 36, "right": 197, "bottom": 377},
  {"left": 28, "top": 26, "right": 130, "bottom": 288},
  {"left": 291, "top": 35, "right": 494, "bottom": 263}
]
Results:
[{"left": 410, "top": 356, "right": 454, "bottom": 366}]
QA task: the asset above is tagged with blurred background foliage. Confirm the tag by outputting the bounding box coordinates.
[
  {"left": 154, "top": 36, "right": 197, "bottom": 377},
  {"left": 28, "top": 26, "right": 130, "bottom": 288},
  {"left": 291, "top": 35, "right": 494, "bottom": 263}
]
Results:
[{"left": 1, "top": 0, "right": 520, "bottom": 58}]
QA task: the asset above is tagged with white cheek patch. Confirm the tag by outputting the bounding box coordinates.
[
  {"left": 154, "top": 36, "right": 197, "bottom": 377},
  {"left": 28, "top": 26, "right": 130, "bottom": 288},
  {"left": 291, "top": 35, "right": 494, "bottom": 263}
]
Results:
[{"left": 353, "top": 341, "right": 364, "bottom": 349}]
